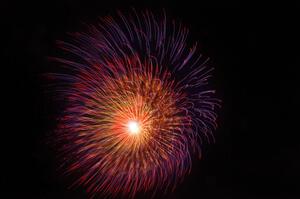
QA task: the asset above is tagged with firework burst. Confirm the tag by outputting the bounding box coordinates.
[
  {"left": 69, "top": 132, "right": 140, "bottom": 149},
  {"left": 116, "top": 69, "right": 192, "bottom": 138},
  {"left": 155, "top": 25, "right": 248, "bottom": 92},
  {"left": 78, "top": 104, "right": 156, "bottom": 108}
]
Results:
[{"left": 51, "top": 9, "right": 220, "bottom": 198}]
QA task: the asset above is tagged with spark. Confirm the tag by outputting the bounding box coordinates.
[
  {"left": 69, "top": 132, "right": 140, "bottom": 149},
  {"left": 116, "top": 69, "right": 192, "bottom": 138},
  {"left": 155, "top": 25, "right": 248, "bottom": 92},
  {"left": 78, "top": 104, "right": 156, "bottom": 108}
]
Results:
[{"left": 127, "top": 120, "right": 141, "bottom": 135}]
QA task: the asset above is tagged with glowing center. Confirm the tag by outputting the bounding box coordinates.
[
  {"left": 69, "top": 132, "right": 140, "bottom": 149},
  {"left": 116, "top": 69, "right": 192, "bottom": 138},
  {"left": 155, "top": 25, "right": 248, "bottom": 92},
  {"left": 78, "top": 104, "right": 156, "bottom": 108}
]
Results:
[{"left": 127, "top": 120, "right": 140, "bottom": 135}]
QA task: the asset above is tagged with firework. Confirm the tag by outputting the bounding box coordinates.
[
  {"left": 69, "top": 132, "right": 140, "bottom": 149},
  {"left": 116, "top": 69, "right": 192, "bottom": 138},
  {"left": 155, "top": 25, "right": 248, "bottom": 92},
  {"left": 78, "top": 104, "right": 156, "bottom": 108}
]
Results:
[{"left": 51, "top": 9, "right": 220, "bottom": 198}]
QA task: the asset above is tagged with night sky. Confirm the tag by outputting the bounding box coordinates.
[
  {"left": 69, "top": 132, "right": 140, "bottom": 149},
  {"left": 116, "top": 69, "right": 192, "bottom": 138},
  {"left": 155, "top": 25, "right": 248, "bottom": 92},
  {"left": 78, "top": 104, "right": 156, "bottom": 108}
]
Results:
[{"left": 2, "top": 1, "right": 299, "bottom": 198}]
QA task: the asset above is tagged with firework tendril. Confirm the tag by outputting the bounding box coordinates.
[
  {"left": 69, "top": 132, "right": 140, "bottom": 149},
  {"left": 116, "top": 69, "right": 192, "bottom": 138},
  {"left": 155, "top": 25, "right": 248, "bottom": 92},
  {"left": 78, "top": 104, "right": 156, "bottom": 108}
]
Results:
[{"left": 51, "top": 10, "right": 221, "bottom": 198}]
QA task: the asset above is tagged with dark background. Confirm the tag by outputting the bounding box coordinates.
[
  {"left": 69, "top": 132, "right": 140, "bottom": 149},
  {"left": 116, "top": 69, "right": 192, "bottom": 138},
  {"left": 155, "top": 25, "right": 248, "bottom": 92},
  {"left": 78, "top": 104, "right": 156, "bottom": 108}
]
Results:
[{"left": 2, "top": 1, "right": 299, "bottom": 198}]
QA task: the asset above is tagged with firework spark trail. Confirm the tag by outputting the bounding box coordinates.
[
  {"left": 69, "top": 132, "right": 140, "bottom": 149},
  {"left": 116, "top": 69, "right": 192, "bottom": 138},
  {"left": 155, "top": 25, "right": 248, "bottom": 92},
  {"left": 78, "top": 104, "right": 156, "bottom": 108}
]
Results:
[{"left": 51, "top": 9, "right": 221, "bottom": 198}]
